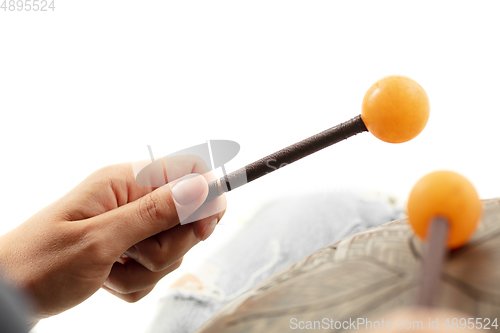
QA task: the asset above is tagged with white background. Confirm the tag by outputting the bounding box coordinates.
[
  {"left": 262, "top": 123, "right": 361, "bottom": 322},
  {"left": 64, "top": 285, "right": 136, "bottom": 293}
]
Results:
[{"left": 1, "top": 1, "right": 499, "bottom": 332}]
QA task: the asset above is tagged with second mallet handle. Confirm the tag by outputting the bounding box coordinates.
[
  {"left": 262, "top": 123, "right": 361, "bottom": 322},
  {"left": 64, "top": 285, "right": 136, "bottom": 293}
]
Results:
[
  {"left": 206, "top": 114, "right": 368, "bottom": 202},
  {"left": 418, "top": 217, "right": 449, "bottom": 307}
]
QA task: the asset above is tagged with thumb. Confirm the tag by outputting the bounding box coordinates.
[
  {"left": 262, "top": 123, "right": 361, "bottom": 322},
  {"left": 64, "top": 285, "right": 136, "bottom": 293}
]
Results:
[
  {"left": 88, "top": 173, "right": 208, "bottom": 254},
  {"left": 168, "top": 173, "right": 210, "bottom": 222}
]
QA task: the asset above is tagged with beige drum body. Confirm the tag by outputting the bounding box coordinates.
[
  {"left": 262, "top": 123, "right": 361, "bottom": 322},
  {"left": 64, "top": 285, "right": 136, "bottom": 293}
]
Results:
[{"left": 197, "top": 199, "right": 500, "bottom": 332}]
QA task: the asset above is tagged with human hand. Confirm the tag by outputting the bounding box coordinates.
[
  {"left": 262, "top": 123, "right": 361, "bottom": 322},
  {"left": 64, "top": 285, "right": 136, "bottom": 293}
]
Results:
[{"left": 0, "top": 155, "right": 226, "bottom": 321}]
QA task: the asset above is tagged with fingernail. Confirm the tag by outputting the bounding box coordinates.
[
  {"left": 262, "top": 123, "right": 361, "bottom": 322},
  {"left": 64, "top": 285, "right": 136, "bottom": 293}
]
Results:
[
  {"left": 124, "top": 246, "right": 138, "bottom": 260},
  {"left": 202, "top": 218, "right": 218, "bottom": 241},
  {"left": 171, "top": 174, "right": 207, "bottom": 206}
]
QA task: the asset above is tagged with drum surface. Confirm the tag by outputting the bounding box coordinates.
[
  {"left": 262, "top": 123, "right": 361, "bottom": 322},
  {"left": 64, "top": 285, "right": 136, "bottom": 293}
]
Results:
[{"left": 197, "top": 199, "right": 500, "bottom": 332}]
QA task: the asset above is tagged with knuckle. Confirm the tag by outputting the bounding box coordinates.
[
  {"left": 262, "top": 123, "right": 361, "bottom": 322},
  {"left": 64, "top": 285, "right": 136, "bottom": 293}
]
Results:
[
  {"left": 188, "top": 154, "right": 209, "bottom": 171},
  {"left": 106, "top": 276, "right": 151, "bottom": 298},
  {"left": 124, "top": 295, "right": 141, "bottom": 303},
  {"left": 167, "top": 154, "right": 210, "bottom": 174},
  {"left": 92, "top": 164, "right": 117, "bottom": 178},
  {"left": 147, "top": 256, "right": 170, "bottom": 272},
  {"left": 142, "top": 250, "right": 183, "bottom": 272},
  {"left": 171, "top": 257, "right": 183, "bottom": 271},
  {"left": 106, "top": 277, "right": 132, "bottom": 295},
  {"left": 122, "top": 292, "right": 146, "bottom": 303},
  {"left": 138, "top": 191, "right": 165, "bottom": 225}
]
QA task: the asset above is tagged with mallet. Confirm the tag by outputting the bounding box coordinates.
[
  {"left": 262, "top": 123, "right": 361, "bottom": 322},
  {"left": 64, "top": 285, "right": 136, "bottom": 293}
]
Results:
[
  {"left": 206, "top": 75, "right": 430, "bottom": 201},
  {"left": 407, "top": 171, "right": 482, "bottom": 307}
]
